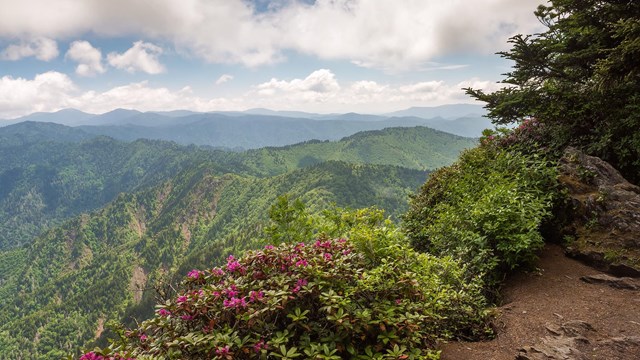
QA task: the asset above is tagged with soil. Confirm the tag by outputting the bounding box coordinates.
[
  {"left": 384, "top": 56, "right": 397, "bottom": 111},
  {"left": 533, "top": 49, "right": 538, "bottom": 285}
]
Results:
[{"left": 439, "top": 244, "right": 640, "bottom": 360}]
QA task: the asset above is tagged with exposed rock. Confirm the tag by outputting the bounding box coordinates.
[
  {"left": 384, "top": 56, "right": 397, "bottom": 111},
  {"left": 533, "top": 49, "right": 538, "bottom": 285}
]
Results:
[
  {"left": 517, "top": 320, "right": 640, "bottom": 360},
  {"left": 558, "top": 147, "right": 640, "bottom": 276},
  {"left": 129, "top": 265, "right": 147, "bottom": 304},
  {"left": 580, "top": 273, "right": 639, "bottom": 290},
  {"left": 516, "top": 320, "right": 593, "bottom": 360}
]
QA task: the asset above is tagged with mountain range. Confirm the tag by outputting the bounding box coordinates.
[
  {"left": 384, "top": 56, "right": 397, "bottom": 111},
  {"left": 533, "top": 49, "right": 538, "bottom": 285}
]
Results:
[{"left": 0, "top": 104, "right": 490, "bottom": 149}]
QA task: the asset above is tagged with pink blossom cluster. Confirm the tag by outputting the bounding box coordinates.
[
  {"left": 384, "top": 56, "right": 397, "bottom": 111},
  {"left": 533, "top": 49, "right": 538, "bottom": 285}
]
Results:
[
  {"left": 292, "top": 278, "right": 308, "bottom": 293},
  {"left": 79, "top": 352, "right": 134, "bottom": 360},
  {"left": 215, "top": 345, "right": 231, "bottom": 356},
  {"left": 226, "top": 255, "right": 245, "bottom": 274},
  {"left": 223, "top": 297, "right": 248, "bottom": 308},
  {"left": 253, "top": 340, "right": 267, "bottom": 352},
  {"left": 187, "top": 269, "right": 203, "bottom": 279}
]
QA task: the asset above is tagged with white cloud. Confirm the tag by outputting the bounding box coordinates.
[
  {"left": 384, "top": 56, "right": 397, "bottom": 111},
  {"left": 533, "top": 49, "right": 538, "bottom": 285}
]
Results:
[
  {"left": 0, "top": 72, "right": 76, "bottom": 118},
  {"left": 107, "top": 41, "right": 165, "bottom": 74},
  {"left": 247, "top": 70, "right": 498, "bottom": 112},
  {"left": 65, "top": 40, "right": 105, "bottom": 76},
  {"left": 71, "top": 82, "right": 193, "bottom": 113},
  {"left": 0, "top": 0, "right": 543, "bottom": 70},
  {"left": 0, "top": 37, "right": 58, "bottom": 61},
  {"left": 273, "top": 0, "right": 543, "bottom": 71},
  {"left": 257, "top": 69, "right": 340, "bottom": 94},
  {"left": 0, "top": 69, "right": 503, "bottom": 119},
  {"left": 215, "top": 74, "right": 234, "bottom": 85}
]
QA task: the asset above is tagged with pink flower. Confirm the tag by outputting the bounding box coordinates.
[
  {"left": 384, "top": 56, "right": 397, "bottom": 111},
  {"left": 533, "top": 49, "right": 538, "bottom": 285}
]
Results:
[
  {"left": 223, "top": 297, "right": 248, "bottom": 308},
  {"left": 176, "top": 295, "right": 188, "bottom": 304},
  {"left": 211, "top": 268, "right": 225, "bottom": 276},
  {"left": 223, "top": 286, "right": 238, "bottom": 298},
  {"left": 181, "top": 314, "right": 194, "bottom": 321},
  {"left": 215, "top": 346, "right": 231, "bottom": 356},
  {"left": 293, "top": 278, "right": 308, "bottom": 293},
  {"left": 79, "top": 352, "right": 103, "bottom": 360},
  {"left": 249, "top": 290, "right": 264, "bottom": 302},
  {"left": 139, "top": 334, "right": 148, "bottom": 342},
  {"left": 157, "top": 308, "right": 171, "bottom": 317},
  {"left": 314, "top": 240, "right": 332, "bottom": 249},
  {"left": 187, "top": 269, "right": 202, "bottom": 279},
  {"left": 226, "top": 255, "right": 244, "bottom": 273},
  {"left": 264, "top": 245, "right": 275, "bottom": 250},
  {"left": 295, "top": 259, "right": 308, "bottom": 267},
  {"left": 323, "top": 253, "right": 332, "bottom": 261},
  {"left": 395, "top": 299, "right": 402, "bottom": 305},
  {"left": 254, "top": 340, "right": 267, "bottom": 352}
]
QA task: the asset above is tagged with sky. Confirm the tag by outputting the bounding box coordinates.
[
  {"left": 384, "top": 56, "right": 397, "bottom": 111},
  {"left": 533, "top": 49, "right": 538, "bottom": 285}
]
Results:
[{"left": 0, "top": 0, "right": 545, "bottom": 119}]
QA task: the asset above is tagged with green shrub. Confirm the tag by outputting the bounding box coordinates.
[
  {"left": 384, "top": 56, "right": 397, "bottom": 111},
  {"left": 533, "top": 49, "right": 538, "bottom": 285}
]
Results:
[
  {"left": 79, "top": 211, "right": 488, "bottom": 359},
  {"left": 404, "top": 144, "right": 558, "bottom": 289}
]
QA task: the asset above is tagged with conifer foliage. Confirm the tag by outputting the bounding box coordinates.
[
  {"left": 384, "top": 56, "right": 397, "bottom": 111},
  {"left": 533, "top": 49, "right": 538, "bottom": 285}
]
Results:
[{"left": 466, "top": 0, "right": 640, "bottom": 183}]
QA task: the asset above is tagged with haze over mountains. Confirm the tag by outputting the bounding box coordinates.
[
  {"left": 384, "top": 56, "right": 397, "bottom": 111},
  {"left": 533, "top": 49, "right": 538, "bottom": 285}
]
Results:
[{"left": 0, "top": 104, "right": 489, "bottom": 149}]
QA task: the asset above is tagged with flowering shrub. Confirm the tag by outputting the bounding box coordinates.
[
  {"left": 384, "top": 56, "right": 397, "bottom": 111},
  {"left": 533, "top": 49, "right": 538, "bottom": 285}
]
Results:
[
  {"left": 480, "top": 118, "right": 554, "bottom": 156},
  {"left": 79, "top": 235, "right": 488, "bottom": 359},
  {"left": 78, "top": 351, "right": 134, "bottom": 360}
]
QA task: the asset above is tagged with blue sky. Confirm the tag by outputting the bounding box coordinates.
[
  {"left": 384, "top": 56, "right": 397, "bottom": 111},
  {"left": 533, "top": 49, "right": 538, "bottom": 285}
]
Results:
[{"left": 0, "top": 0, "right": 544, "bottom": 119}]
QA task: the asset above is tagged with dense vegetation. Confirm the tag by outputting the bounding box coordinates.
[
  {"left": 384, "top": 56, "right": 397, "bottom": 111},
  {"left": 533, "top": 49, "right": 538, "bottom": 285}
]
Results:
[
  {"left": 0, "top": 124, "right": 469, "bottom": 250},
  {"left": 0, "top": 158, "right": 427, "bottom": 359},
  {"left": 466, "top": 0, "right": 640, "bottom": 183},
  {"left": 77, "top": 207, "right": 490, "bottom": 360},
  {"left": 0, "top": 134, "right": 220, "bottom": 249},
  {"left": 240, "top": 127, "right": 476, "bottom": 176},
  {"left": 403, "top": 132, "right": 559, "bottom": 291},
  {"left": 78, "top": 128, "right": 559, "bottom": 359}
]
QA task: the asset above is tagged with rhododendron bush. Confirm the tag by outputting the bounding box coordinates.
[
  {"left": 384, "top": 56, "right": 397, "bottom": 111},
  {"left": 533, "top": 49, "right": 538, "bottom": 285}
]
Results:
[{"left": 80, "top": 212, "right": 488, "bottom": 359}]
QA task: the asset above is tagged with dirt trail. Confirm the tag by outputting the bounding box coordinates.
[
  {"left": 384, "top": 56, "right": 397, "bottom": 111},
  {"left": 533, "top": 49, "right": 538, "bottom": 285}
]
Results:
[{"left": 440, "top": 244, "right": 640, "bottom": 360}]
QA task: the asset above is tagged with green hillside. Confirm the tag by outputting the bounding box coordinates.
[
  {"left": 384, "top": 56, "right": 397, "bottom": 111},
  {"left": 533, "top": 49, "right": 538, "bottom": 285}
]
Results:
[
  {"left": 0, "top": 136, "right": 223, "bottom": 250},
  {"left": 0, "top": 124, "right": 472, "bottom": 251},
  {"left": 0, "top": 161, "right": 426, "bottom": 359},
  {"left": 239, "top": 126, "right": 476, "bottom": 176}
]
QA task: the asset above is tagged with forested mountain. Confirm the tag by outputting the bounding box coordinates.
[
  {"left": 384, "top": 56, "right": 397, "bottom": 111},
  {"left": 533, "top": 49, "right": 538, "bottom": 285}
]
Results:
[
  {"left": 0, "top": 161, "right": 427, "bottom": 359},
  {"left": 75, "top": 114, "right": 485, "bottom": 149},
  {"left": 2, "top": 105, "right": 490, "bottom": 149},
  {"left": 239, "top": 126, "right": 476, "bottom": 175},
  {"left": 0, "top": 123, "right": 474, "bottom": 250},
  {"left": 0, "top": 134, "right": 222, "bottom": 250}
]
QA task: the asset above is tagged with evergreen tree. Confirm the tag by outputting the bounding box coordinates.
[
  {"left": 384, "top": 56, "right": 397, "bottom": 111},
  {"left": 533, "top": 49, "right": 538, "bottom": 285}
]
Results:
[{"left": 466, "top": 0, "right": 640, "bottom": 182}]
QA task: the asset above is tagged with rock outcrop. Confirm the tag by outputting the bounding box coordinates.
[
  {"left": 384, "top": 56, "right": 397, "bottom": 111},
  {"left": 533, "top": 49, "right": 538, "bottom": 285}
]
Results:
[
  {"left": 516, "top": 320, "right": 640, "bottom": 360},
  {"left": 558, "top": 147, "right": 640, "bottom": 276},
  {"left": 516, "top": 320, "right": 594, "bottom": 360},
  {"left": 580, "top": 273, "right": 639, "bottom": 290}
]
